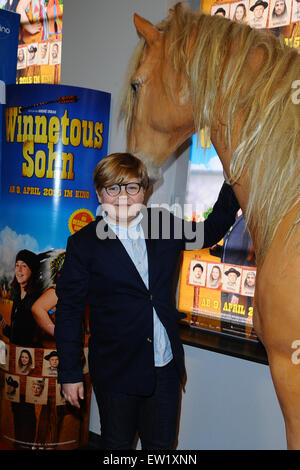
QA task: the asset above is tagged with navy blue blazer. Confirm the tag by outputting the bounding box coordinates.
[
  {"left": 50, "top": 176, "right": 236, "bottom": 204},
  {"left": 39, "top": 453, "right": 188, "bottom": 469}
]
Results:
[{"left": 55, "top": 182, "right": 239, "bottom": 395}]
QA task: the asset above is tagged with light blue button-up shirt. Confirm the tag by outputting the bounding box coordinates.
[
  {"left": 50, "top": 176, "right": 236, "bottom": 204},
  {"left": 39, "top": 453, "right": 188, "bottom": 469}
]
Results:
[{"left": 103, "top": 212, "right": 173, "bottom": 367}]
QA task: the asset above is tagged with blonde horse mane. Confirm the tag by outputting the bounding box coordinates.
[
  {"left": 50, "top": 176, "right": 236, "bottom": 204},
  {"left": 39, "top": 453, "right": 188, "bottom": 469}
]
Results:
[{"left": 120, "top": 2, "right": 300, "bottom": 264}]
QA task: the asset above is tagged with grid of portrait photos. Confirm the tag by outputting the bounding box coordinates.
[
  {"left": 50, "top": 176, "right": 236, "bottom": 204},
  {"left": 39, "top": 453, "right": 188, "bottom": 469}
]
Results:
[
  {"left": 188, "top": 260, "right": 256, "bottom": 297},
  {"left": 17, "top": 39, "right": 62, "bottom": 70},
  {"left": 0, "top": 343, "right": 88, "bottom": 406},
  {"left": 211, "top": 0, "right": 300, "bottom": 29}
]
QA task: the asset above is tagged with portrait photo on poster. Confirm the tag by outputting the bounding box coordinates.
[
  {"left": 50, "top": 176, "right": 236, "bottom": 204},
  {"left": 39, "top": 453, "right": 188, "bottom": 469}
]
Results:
[
  {"left": 269, "top": 0, "right": 292, "bottom": 27},
  {"left": 211, "top": 3, "right": 231, "bottom": 16},
  {"left": 42, "top": 349, "right": 59, "bottom": 377},
  {"left": 38, "top": 41, "right": 50, "bottom": 65},
  {"left": 0, "top": 342, "right": 9, "bottom": 371},
  {"left": 230, "top": 0, "right": 250, "bottom": 24},
  {"left": 5, "top": 373, "right": 20, "bottom": 402},
  {"left": 291, "top": 0, "right": 300, "bottom": 22},
  {"left": 27, "top": 43, "right": 39, "bottom": 67},
  {"left": 241, "top": 269, "right": 256, "bottom": 297},
  {"left": 222, "top": 265, "right": 242, "bottom": 294},
  {"left": 26, "top": 376, "right": 49, "bottom": 405},
  {"left": 249, "top": 0, "right": 270, "bottom": 28},
  {"left": 206, "top": 263, "right": 223, "bottom": 289},
  {"left": 15, "top": 347, "right": 35, "bottom": 375},
  {"left": 188, "top": 260, "right": 207, "bottom": 287},
  {"left": 49, "top": 41, "right": 61, "bottom": 66},
  {"left": 17, "top": 46, "right": 27, "bottom": 70}
]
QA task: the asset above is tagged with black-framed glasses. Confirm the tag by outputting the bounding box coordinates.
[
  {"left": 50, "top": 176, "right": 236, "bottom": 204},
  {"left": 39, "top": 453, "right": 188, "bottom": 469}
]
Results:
[{"left": 104, "top": 182, "right": 144, "bottom": 197}]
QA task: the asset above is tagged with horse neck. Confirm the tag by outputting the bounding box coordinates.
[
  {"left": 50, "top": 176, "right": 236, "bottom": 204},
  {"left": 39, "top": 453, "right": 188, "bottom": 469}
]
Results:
[{"left": 210, "top": 123, "right": 250, "bottom": 221}]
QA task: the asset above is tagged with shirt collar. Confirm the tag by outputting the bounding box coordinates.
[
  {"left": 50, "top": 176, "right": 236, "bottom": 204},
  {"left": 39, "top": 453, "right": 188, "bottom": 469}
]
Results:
[{"left": 102, "top": 210, "right": 143, "bottom": 235}]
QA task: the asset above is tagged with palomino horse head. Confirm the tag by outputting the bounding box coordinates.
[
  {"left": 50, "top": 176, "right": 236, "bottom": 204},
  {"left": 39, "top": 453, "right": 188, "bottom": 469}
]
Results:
[
  {"left": 123, "top": 9, "right": 196, "bottom": 180},
  {"left": 121, "top": 2, "right": 300, "bottom": 265}
]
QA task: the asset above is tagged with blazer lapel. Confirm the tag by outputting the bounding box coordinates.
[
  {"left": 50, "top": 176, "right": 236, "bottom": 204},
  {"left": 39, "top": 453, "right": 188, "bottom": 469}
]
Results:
[
  {"left": 95, "top": 215, "right": 149, "bottom": 290},
  {"left": 143, "top": 208, "right": 156, "bottom": 290}
]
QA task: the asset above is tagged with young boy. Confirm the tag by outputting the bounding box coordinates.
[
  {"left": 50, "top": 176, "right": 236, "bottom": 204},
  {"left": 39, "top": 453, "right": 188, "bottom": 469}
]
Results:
[{"left": 55, "top": 152, "right": 240, "bottom": 450}]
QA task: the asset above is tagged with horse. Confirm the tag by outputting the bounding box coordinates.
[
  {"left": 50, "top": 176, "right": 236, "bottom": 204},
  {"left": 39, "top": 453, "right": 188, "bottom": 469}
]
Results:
[{"left": 120, "top": 2, "right": 300, "bottom": 449}]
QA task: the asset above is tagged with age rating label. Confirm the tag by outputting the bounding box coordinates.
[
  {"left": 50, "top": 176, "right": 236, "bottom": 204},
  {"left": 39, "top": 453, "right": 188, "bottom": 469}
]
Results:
[{"left": 68, "top": 209, "right": 95, "bottom": 234}]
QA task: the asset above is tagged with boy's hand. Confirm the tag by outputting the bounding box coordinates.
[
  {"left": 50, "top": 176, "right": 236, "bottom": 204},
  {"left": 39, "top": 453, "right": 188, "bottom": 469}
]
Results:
[{"left": 62, "top": 382, "right": 84, "bottom": 408}]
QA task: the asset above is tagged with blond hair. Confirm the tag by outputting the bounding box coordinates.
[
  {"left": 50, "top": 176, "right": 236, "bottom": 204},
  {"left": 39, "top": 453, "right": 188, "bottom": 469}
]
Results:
[{"left": 120, "top": 2, "right": 300, "bottom": 264}]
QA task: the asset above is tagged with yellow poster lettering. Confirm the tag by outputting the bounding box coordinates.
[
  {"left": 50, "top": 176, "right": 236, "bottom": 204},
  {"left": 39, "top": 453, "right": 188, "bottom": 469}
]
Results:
[
  {"left": 43, "top": 188, "right": 62, "bottom": 197},
  {"left": 34, "top": 115, "right": 48, "bottom": 144},
  {"left": 61, "top": 110, "right": 70, "bottom": 145},
  {"left": 5, "top": 107, "right": 18, "bottom": 143},
  {"left": 41, "top": 75, "right": 53, "bottom": 83},
  {"left": 48, "top": 116, "right": 60, "bottom": 144},
  {"left": 22, "top": 141, "right": 74, "bottom": 180},
  {"left": 23, "top": 186, "right": 41, "bottom": 195},
  {"left": 82, "top": 120, "right": 94, "bottom": 148},
  {"left": 19, "top": 77, "right": 32, "bottom": 84},
  {"left": 23, "top": 115, "right": 34, "bottom": 142},
  {"left": 6, "top": 107, "right": 103, "bottom": 150},
  {"left": 75, "top": 190, "right": 90, "bottom": 199},
  {"left": 17, "top": 114, "right": 23, "bottom": 142},
  {"left": 46, "top": 142, "right": 61, "bottom": 178},
  {"left": 70, "top": 119, "right": 81, "bottom": 147},
  {"left": 94, "top": 122, "right": 103, "bottom": 149},
  {"left": 61, "top": 152, "right": 75, "bottom": 180},
  {"left": 201, "top": 298, "right": 211, "bottom": 308},
  {"left": 238, "top": 305, "right": 246, "bottom": 315},
  {"left": 232, "top": 304, "right": 238, "bottom": 313},
  {"left": 22, "top": 141, "right": 35, "bottom": 177}
]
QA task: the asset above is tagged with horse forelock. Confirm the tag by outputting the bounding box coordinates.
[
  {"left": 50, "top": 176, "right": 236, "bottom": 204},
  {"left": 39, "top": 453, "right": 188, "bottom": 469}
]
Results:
[{"left": 121, "top": 3, "right": 300, "bottom": 264}]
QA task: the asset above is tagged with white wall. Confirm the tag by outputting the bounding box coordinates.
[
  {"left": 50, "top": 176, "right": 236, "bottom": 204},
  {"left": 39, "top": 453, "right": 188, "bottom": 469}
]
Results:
[{"left": 61, "top": 0, "right": 287, "bottom": 450}]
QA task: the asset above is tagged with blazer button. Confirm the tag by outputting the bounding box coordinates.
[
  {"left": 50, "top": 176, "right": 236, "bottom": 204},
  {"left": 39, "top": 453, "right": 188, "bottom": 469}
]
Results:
[
  {"left": 150, "top": 294, "right": 153, "bottom": 301},
  {"left": 147, "top": 337, "right": 152, "bottom": 343}
]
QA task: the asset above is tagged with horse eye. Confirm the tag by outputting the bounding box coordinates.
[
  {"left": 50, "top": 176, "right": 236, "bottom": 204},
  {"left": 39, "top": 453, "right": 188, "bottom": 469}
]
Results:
[{"left": 131, "top": 81, "right": 139, "bottom": 94}]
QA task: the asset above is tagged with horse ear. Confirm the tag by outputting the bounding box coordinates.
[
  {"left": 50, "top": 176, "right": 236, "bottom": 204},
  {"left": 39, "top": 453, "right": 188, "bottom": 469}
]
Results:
[{"left": 133, "top": 13, "right": 160, "bottom": 45}]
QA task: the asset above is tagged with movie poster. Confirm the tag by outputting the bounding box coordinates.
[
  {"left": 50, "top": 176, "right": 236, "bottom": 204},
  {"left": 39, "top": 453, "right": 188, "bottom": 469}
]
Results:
[
  {"left": 201, "top": 0, "right": 300, "bottom": 51},
  {"left": 0, "top": 83, "right": 111, "bottom": 449},
  {"left": 0, "top": 8, "right": 20, "bottom": 84},
  {"left": 1, "top": 0, "right": 63, "bottom": 84},
  {"left": 178, "top": 134, "right": 258, "bottom": 341},
  {"left": 0, "top": 7, "right": 19, "bottom": 251}
]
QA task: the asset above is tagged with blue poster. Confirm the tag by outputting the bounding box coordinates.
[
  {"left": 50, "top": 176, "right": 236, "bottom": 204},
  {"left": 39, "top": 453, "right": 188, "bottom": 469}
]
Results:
[
  {"left": 0, "top": 83, "right": 110, "bottom": 450},
  {"left": 1, "top": 84, "right": 110, "bottom": 267},
  {"left": 0, "top": 8, "right": 20, "bottom": 84}
]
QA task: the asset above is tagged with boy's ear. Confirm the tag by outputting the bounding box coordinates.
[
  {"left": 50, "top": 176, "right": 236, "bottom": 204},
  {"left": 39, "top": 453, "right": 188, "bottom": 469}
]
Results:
[{"left": 96, "top": 191, "right": 102, "bottom": 204}]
